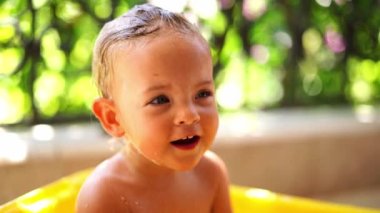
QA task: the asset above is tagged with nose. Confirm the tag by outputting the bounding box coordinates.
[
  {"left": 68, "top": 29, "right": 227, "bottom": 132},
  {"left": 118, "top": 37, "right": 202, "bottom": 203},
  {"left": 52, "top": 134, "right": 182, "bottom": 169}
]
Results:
[{"left": 174, "top": 103, "right": 200, "bottom": 125}]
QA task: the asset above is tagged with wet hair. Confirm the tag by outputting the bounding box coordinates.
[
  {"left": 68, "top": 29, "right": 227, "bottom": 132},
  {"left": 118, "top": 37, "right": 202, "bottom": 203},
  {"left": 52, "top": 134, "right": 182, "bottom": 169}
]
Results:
[{"left": 92, "top": 3, "right": 201, "bottom": 98}]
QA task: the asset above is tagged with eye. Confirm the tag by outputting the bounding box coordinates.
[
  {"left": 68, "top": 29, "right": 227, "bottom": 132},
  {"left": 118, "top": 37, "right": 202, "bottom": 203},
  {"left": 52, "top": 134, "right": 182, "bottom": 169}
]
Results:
[
  {"left": 196, "top": 90, "right": 213, "bottom": 99},
  {"left": 149, "top": 95, "right": 170, "bottom": 105}
]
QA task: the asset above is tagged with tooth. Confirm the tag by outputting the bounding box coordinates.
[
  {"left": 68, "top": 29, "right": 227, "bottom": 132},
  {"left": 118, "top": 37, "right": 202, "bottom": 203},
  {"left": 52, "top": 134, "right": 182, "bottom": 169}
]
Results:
[{"left": 181, "top": 136, "right": 192, "bottom": 140}]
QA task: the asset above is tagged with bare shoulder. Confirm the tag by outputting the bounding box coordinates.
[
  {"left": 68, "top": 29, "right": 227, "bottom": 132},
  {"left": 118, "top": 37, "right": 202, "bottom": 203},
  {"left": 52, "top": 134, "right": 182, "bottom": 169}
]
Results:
[
  {"left": 76, "top": 169, "right": 115, "bottom": 212},
  {"left": 76, "top": 155, "right": 131, "bottom": 213},
  {"left": 200, "top": 151, "right": 232, "bottom": 213},
  {"left": 200, "top": 150, "right": 228, "bottom": 176}
]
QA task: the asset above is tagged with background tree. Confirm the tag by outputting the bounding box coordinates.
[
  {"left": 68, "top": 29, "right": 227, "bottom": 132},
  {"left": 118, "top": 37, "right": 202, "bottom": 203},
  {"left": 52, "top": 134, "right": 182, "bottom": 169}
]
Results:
[{"left": 0, "top": 0, "right": 379, "bottom": 125}]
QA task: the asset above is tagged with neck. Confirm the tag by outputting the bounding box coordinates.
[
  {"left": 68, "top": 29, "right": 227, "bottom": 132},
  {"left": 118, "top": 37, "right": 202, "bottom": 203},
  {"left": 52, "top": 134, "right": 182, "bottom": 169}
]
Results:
[{"left": 120, "top": 143, "right": 177, "bottom": 183}]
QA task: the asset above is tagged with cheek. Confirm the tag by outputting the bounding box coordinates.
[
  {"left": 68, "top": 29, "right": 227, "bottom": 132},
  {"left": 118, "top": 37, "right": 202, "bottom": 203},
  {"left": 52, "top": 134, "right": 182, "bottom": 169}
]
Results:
[
  {"left": 135, "top": 116, "right": 173, "bottom": 158},
  {"left": 201, "top": 108, "right": 219, "bottom": 136},
  {"left": 136, "top": 113, "right": 172, "bottom": 137}
]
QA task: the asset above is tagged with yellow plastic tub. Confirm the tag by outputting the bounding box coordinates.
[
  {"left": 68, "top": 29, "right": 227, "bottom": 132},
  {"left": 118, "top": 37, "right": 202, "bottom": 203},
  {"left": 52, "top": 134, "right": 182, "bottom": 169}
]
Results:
[{"left": 1, "top": 169, "right": 379, "bottom": 213}]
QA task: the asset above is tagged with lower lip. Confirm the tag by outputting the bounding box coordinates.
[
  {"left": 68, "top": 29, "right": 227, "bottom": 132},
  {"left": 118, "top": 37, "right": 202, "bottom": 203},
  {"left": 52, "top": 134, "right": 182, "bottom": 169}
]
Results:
[{"left": 171, "top": 139, "right": 200, "bottom": 150}]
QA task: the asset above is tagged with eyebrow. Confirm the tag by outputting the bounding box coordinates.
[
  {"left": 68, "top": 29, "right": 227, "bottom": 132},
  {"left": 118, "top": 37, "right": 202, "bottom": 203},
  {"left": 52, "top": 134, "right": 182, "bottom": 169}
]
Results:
[
  {"left": 143, "top": 80, "right": 213, "bottom": 94},
  {"left": 143, "top": 84, "right": 170, "bottom": 94},
  {"left": 197, "top": 80, "right": 213, "bottom": 85}
]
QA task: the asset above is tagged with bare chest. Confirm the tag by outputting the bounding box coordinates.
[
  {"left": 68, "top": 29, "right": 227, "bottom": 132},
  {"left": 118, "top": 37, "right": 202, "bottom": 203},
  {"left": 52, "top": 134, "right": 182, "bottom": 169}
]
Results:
[{"left": 114, "top": 182, "right": 215, "bottom": 213}]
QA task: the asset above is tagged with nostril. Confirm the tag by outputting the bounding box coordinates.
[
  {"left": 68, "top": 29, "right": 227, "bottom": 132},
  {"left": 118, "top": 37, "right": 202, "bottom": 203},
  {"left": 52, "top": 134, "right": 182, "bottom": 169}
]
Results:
[
  {"left": 175, "top": 104, "right": 200, "bottom": 125},
  {"left": 176, "top": 113, "right": 200, "bottom": 125}
]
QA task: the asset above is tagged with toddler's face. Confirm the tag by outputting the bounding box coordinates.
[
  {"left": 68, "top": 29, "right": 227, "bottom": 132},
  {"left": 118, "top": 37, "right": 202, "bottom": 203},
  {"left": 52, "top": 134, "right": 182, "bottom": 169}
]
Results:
[{"left": 110, "top": 32, "right": 218, "bottom": 171}]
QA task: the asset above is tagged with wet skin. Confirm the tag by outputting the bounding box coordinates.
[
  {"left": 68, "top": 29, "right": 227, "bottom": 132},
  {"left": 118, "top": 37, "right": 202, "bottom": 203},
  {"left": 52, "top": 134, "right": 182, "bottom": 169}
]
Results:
[{"left": 76, "top": 30, "right": 232, "bottom": 213}]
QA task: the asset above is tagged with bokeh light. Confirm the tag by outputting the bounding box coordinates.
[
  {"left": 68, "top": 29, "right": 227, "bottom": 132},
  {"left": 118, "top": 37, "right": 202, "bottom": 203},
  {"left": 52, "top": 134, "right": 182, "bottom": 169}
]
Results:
[{"left": 0, "top": 0, "right": 379, "bottom": 125}]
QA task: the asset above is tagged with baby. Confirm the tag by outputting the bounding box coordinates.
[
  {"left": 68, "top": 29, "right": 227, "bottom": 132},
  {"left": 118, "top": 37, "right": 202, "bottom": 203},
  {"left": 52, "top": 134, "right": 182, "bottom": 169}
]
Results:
[{"left": 76, "top": 3, "right": 232, "bottom": 213}]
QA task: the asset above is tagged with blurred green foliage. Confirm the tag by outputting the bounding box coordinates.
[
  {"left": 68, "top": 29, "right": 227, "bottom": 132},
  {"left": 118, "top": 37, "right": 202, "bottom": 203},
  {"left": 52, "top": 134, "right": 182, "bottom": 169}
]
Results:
[{"left": 0, "top": 0, "right": 379, "bottom": 125}]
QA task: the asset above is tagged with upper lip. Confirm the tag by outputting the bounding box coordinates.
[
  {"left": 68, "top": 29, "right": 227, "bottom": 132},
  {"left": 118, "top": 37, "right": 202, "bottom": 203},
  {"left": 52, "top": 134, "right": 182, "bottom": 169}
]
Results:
[{"left": 173, "top": 127, "right": 201, "bottom": 141}]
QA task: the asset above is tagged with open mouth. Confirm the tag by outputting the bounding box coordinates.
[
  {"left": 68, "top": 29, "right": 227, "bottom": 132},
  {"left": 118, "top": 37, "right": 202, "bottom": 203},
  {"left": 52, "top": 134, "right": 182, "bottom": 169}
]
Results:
[{"left": 171, "top": 135, "right": 200, "bottom": 150}]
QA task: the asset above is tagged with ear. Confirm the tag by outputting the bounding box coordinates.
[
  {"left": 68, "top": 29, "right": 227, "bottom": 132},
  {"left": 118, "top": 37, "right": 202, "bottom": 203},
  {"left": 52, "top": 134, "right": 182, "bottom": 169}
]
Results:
[{"left": 92, "top": 98, "right": 125, "bottom": 137}]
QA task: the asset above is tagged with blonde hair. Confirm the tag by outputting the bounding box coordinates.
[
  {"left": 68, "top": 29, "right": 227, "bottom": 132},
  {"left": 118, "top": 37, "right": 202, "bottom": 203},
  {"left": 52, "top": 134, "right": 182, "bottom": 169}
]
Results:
[{"left": 92, "top": 3, "right": 200, "bottom": 98}]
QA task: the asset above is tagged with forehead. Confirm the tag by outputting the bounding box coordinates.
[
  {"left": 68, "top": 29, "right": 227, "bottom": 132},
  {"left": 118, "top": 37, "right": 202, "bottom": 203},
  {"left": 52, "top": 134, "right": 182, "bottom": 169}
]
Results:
[
  {"left": 115, "top": 30, "right": 209, "bottom": 57},
  {"left": 108, "top": 32, "right": 213, "bottom": 98},
  {"left": 112, "top": 31, "right": 212, "bottom": 77}
]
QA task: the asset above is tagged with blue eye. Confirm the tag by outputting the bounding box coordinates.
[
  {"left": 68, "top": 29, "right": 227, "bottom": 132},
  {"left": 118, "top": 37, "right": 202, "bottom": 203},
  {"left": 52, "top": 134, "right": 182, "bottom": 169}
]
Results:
[
  {"left": 196, "top": 90, "right": 213, "bottom": 99},
  {"left": 150, "top": 95, "right": 170, "bottom": 105}
]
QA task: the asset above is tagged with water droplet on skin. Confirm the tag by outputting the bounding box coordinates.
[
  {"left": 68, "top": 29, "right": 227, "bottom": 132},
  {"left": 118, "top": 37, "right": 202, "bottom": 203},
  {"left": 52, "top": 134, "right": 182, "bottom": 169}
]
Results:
[{"left": 120, "top": 196, "right": 129, "bottom": 205}]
